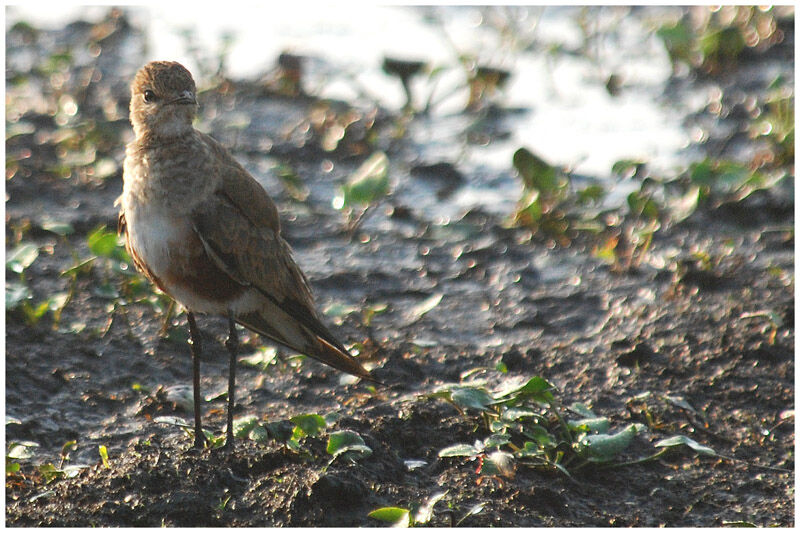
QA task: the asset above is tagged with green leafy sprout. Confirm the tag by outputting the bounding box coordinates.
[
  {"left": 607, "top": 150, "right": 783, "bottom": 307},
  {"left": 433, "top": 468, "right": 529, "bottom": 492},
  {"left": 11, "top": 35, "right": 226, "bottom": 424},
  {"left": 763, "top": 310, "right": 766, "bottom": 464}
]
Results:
[{"left": 429, "top": 376, "right": 721, "bottom": 481}]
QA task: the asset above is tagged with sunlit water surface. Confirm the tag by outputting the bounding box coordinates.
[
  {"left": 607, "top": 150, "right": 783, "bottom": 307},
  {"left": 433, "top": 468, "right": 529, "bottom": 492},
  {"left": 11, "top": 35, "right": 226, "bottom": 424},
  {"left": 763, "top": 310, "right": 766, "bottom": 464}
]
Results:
[{"left": 8, "top": 5, "right": 694, "bottom": 218}]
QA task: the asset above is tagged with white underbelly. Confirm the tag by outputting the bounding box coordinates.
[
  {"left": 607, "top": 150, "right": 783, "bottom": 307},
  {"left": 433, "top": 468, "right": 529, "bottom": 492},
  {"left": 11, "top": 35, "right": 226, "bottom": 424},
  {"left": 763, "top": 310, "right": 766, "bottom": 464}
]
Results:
[{"left": 123, "top": 201, "right": 261, "bottom": 316}]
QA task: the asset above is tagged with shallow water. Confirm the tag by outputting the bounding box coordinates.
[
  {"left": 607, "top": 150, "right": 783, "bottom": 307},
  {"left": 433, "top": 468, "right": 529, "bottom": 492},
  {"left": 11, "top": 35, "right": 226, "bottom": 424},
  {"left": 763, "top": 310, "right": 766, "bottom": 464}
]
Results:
[{"left": 7, "top": 5, "right": 694, "bottom": 217}]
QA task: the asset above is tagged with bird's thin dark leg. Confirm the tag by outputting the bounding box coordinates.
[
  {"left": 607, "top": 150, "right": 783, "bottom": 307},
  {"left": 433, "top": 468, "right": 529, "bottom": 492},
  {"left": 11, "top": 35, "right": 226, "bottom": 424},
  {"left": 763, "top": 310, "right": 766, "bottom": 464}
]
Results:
[
  {"left": 187, "top": 312, "right": 207, "bottom": 449},
  {"left": 224, "top": 313, "right": 238, "bottom": 451}
]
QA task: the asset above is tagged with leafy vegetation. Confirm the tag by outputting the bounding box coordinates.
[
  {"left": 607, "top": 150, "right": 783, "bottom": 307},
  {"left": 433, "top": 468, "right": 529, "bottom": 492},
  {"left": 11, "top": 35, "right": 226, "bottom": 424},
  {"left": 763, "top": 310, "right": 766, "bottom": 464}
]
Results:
[
  {"left": 656, "top": 6, "right": 790, "bottom": 76},
  {"left": 429, "top": 376, "right": 718, "bottom": 480},
  {"left": 5, "top": 6, "right": 792, "bottom": 527},
  {"left": 233, "top": 412, "right": 373, "bottom": 461}
]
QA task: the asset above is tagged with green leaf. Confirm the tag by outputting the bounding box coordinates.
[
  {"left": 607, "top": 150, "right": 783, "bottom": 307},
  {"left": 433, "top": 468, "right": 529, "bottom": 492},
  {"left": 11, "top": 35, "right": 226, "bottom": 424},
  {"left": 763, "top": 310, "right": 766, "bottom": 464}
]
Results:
[
  {"left": 450, "top": 387, "right": 493, "bottom": 411},
  {"left": 240, "top": 346, "right": 278, "bottom": 369},
  {"left": 627, "top": 190, "right": 660, "bottom": 220},
  {"left": 275, "top": 163, "right": 309, "bottom": 202},
  {"left": 654, "top": 435, "right": 716, "bottom": 457},
  {"left": 23, "top": 300, "right": 51, "bottom": 323},
  {"left": 62, "top": 464, "right": 89, "bottom": 479},
  {"left": 514, "top": 189, "right": 543, "bottom": 225},
  {"left": 60, "top": 257, "right": 96, "bottom": 279},
  {"left": 478, "top": 450, "right": 515, "bottom": 477},
  {"left": 438, "top": 442, "right": 482, "bottom": 457},
  {"left": 233, "top": 415, "right": 260, "bottom": 438},
  {"left": 41, "top": 220, "right": 74, "bottom": 236},
  {"left": 611, "top": 159, "right": 648, "bottom": 178},
  {"left": 368, "top": 506, "right": 412, "bottom": 526},
  {"left": 656, "top": 20, "right": 693, "bottom": 64},
  {"left": 700, "top": 26, "right": 745, "bottom": 61},
  {"left": 327, "top": 430, "right": 372, "bottom": 459},
  {"left": 6, "top": 243, "right": 39, "bottom": 274},
  {"left": 7, "top": 441, "right": 39, "bottom": 460},
  {"left": 337, "top": 151, "right": 390, "bottom": 208},
  {"left": 415, "top": 490, "right": 448, "bottom": 525},
  {"left": 522, "top": 425, "right": 555, "bottom": 448},
  {"left": 408, "top": 292, "right": 443, "bottom": 322},
  {"left": 662, "top": 395, "right": 698, "bottom": 415},
  {"left": 577, "top": 184, "right": 606, "bottom": 205},
  {"left": 568, "top": 417, "right": 611, "bottom": 434},
  {"left": 513, "top": 147, "right": 559, "bottom": 192},
  {"left": 323, "top": 302, "right": 358, "bottom": 318},
  {"left": 87, "top": 227, "right": 121, "bottom": 258},
  {"left": 669, "top": 185, "right": 700, "bottom": 223},
  {"left": 48, "top": 292, "right": 69, "bottom": 311},
  {"left": 568, "top": 402, "right": 596, "bottom": 418},
  {"left": 494, "top": 376, "right": 555, "bottom": 405},
  {"left": 456, "top": 502, "right": 486, "bottom": 526},
  {"left": 98, "top": 445, "right": 110, "bottom": 468},
  {"left": 38, "top": 463, "right": 64, "bottom": 483},
  {"left": 499, "top": 407, "right": 541, "bottom": 423},
  {"left": 483, "top": 433, "right": 511, "bottom": 449},
  {"left": 362, "top": 302, "right": 388, "bottom": 327},
  {"left": 575, "top": 423, "right": 644, "bottom": 462},
  {"left": 250, "top": 423, "right": 270, "bottom": 445},
  {"left": 517, "top": 440, "right": 545, "bottom": 458},
  {"left": 6, "top": 281, "right": 32, "bottom": 309},
  {"left": 290, "top": 413, "right": 327, "bottom": 437},
  {"left": 60, "top": 440, "right": 77, "bottom": 458}
]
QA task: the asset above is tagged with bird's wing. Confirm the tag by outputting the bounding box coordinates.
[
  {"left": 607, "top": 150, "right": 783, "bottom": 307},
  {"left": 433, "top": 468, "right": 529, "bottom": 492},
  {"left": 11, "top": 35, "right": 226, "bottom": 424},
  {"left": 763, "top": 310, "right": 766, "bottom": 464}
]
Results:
[{"left": 189, "top": 135, "right": 371, "bottom": 379}]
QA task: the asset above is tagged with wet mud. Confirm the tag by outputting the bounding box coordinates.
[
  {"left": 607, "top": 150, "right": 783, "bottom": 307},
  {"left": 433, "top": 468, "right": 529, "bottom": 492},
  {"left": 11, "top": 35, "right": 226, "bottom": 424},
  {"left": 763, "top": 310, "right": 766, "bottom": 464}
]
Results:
[{"left": 6, "top": 7, "right": 794, "bottom": 527}]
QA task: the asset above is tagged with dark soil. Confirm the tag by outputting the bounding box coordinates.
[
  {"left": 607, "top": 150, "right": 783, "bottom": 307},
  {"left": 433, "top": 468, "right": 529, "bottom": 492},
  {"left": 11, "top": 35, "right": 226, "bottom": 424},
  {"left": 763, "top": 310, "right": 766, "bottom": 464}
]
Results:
[{"left": 6, "top": 8, "right": 794, "bottom": 527}]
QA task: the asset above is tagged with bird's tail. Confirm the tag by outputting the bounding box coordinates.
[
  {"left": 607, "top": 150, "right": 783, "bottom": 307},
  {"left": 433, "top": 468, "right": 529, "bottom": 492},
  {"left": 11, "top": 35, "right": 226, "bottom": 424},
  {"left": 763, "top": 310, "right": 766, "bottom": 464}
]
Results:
[{"left": 236, "top": 307, "right": 374, "bottom": 381}]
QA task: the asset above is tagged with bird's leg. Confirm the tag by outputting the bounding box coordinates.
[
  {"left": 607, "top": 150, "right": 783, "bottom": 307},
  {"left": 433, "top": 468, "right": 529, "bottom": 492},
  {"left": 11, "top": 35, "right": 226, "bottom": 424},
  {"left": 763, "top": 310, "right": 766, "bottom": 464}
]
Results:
[
  {"left": 224, "top": 313, "right": 238, "bottom": 451},
  {"left": 187, "top": 312, "right": 207, "bottom": 449}
]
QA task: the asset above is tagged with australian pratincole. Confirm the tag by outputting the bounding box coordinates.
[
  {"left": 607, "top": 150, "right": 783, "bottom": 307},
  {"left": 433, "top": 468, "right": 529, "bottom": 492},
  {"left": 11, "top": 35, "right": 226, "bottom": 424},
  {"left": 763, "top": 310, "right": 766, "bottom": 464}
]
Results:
[{"left": 118, "top": 61, "right": 372, "bottom": 450}]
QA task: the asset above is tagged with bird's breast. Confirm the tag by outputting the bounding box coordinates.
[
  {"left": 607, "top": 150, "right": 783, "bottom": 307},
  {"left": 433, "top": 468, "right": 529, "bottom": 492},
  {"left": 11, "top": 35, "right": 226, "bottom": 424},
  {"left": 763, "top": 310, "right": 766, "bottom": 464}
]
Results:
[{"left": 123, "top": 202, "right": 248, "bottom": 314}]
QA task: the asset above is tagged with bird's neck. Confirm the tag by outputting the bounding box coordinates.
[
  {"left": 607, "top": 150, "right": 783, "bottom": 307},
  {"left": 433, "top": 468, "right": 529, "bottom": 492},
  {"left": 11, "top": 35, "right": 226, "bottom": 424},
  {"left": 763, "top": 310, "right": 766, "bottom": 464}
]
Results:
[{"left": 132, "top": 128, "right": 195, "bottom": 151}]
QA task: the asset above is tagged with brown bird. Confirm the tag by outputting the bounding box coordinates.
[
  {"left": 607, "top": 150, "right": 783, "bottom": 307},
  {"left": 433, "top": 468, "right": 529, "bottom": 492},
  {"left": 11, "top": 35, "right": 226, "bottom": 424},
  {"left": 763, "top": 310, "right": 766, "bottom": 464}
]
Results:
[{"left": 117, "top": 60, "right": 372, "bottom": 451}]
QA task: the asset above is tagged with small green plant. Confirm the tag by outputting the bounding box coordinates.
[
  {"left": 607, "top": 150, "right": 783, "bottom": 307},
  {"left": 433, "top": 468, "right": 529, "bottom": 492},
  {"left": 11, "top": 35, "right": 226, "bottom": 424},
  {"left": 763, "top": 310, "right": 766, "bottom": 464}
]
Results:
[
  {"left": 22, "top": 440, "right": 89, "bottom": 484},
  {"left": 76, "top": 225, "right": 174, "bottom": 335},
  {"left": 98, "top": 445, "right": 110, "bottom": 469},
  {"left": 368, "top": 491, "right": 448, "bottom": 527},
  {"left": 6, "top": 242, "right": 70, "bottom": 326},
  {"left": 232, "top": 411, "right": 372, "bottom": 461},
  {"left": 511, "top": 147, "right": 607, "bottom": 245},
  {"left": 333, "top": 151, "right": 391, "bottom": 233},
  {"left": 656, "top": 7, "right": 789, "bottom": 76},
  {"left": 684, "top": 158, "right": 786, "bottom": 206},
  {"left": 753, "top": 85, "right": 794, "bottom": 166},
  {"left": 326, "top": 429, "right": 372, "bottom": 461},
  {"left": 431, "top": 376, "right": 719, "bottom": 479},
  {"left": 369, "top": 493, "right": 487, "bottom": 527}
]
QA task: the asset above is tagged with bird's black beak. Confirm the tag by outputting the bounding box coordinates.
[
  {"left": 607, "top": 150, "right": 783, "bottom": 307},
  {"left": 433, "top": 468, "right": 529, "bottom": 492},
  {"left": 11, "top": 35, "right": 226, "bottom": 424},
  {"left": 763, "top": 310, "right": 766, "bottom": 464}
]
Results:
[{"left": 169, "top": 90, "right": 197, "bottom": 105}]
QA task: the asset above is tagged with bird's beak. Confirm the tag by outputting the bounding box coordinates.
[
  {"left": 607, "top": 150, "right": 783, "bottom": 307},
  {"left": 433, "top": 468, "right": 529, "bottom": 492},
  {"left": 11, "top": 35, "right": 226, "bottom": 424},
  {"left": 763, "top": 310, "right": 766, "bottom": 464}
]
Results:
[{"left": 169, "top": 90, "right": 197, "bottom": 105}]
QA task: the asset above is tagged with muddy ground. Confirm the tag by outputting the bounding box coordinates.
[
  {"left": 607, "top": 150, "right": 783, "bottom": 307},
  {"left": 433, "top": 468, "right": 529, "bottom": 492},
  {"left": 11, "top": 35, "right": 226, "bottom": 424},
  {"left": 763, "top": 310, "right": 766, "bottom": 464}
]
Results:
[{"left": 5, "top": 8, "right": 794, "bottom": 527}]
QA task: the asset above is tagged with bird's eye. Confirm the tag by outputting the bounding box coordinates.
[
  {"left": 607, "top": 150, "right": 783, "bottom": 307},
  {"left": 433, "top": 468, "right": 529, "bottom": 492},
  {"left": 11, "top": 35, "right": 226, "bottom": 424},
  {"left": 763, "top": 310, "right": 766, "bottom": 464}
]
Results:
[{"left": 143, "top": 89, "right": 157, "bottom": 103}]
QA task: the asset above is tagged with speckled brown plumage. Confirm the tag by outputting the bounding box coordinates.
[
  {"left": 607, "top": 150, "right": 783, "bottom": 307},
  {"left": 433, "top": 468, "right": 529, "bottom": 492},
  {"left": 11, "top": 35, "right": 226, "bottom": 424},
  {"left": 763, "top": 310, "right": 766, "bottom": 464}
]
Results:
[{"left": 117, "top": 60, "right": 372, "bottom": 449}]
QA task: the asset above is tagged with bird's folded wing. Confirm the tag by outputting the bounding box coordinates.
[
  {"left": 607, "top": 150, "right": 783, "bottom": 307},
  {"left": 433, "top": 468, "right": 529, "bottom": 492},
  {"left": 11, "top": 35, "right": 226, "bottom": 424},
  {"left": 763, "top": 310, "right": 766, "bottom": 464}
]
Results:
[{"left": 189, "top": 162, "right": 353, "bottom": 357}]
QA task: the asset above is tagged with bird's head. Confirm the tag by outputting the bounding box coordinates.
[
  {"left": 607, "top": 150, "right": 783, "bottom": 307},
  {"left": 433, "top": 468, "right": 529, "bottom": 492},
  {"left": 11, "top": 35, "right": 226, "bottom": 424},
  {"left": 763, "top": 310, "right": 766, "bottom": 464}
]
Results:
[{"left": 130, "top": 61, "right": 198, "bottom": 141}]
